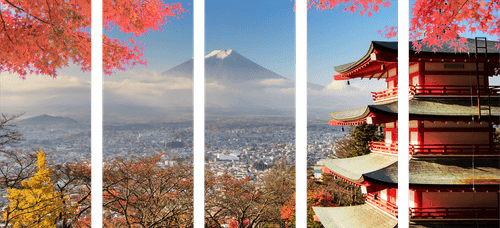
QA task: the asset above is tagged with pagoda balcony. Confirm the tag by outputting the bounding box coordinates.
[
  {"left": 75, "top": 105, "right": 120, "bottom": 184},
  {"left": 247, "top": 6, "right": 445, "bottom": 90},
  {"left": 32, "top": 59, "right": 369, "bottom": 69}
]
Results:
[
  {"left": 369, "top": 142, "right": 500, "bottom": 156},
  {"left": 368, "top": 84, "right": 498, "bottom": 103},
  {"left": 370, "top": 141, "right": 398, "bottom": 156},
  {"left": 371, "top": 88, "right": 398, "bottom": 104},
  {"left": 365, "top": 193, "right": 398, "bottom": 218},
  {"left": 409, "top": 207, "right": 499, "bottom": 220},
  {"left": 410, "top": 144, "right": 499, "bottom": 156},
  {"left": 409, "top": 85, "right": 500, "bottom": 98}
]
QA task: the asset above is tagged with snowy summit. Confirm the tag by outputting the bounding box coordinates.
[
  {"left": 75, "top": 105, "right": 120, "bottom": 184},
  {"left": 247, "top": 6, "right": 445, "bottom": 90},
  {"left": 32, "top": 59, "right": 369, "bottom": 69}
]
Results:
[{"left": 205, "top": 49, "right": 233, "bottom": 59}]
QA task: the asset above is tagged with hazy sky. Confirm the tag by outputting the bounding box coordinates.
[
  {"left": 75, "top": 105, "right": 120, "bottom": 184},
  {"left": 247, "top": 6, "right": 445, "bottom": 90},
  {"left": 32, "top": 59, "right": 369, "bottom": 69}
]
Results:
[{"left": 3, "top": 1, "right": 500, "bottom": 120}]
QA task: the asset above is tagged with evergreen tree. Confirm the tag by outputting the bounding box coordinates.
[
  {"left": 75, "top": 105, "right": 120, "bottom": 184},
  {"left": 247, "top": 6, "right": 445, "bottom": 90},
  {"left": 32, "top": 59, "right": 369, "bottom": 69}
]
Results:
[
  {"left": 3, "top": 148, "right": 71, "bottom": 228},
  {"left": 348, "top": 123, "right": 384, "bottom": 157}
]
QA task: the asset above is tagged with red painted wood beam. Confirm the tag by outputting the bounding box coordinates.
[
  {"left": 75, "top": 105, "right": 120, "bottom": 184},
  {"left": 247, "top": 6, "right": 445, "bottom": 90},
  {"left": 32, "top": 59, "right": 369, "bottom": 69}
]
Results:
[
  {"left": 424, "top": 71, "right": 485, "bottom": 75},
  {"left": 410, "top": 186, "right": 500, "bottom": 192},
  {"left": 409, "top": 55, "right": 499, "bottom": 62},
  {"left": 329, "top": 112, "right": 397, "bottom": 126}
]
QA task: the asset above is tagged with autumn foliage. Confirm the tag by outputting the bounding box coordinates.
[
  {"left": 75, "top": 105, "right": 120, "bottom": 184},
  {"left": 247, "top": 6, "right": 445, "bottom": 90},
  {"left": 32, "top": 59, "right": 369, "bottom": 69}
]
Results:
[
  {"left": 0, "top": 0, "right": 186, "bottom": 78},
  {"left": 3, "top": 149, "right": 73, "bottom": 227},
  {"left": 309, "top": 0, "right": 500, "bottom": 52}
]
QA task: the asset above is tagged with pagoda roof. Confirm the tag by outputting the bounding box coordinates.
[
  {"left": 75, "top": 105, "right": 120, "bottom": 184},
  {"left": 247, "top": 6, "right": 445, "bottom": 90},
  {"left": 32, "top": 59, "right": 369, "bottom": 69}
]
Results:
[
  {"left": 334, "top": 38, "right": 500, "bottom": 79},
  {"left": 329, "top": 98, "right": 500, "bottom": 125},
  {"left": 321, "top": 153, "right": 397, "bottom": 183},
  {"left": 322, "top": 156, "right": 499, "bottom": 185},
  {"left": 313, "top": 204, "right": 398, "bottom": 228},
  {"left": 363, "top": 157, "right": 500, "bottom": 185}
]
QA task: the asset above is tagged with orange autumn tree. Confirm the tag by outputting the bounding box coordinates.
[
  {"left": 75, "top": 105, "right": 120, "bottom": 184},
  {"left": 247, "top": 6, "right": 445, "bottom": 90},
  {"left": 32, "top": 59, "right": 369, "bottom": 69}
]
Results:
[
  {"left": 282, "top": 170, "right": 361, "bottom": 228},
  {"left": 102, "top": 154, "right": 193, "bottom": 228},
  {"left": 309, "top": 0, "right": 500, "bottom": 51},
  {"left": 281, "top": 190, "right": 337, "bottom": 228},
  {"left": 0, "top": 0, "right": 186, "bottom": 78}
]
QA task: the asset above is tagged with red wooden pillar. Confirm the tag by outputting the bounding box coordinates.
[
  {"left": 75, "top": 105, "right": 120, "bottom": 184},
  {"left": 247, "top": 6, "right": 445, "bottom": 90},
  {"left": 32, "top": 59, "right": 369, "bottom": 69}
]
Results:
[
  {"left": 414, "top": 189, "right": 423, "bottom": 208},
  {"left": 419, "top": 62, "right": 425, "bottom": 86},
  {"left": 418, "top": 121, "right": 424, "bottom": 145},
  {"left": 497, "top": 190, "right": 500, "bottom": 221}
]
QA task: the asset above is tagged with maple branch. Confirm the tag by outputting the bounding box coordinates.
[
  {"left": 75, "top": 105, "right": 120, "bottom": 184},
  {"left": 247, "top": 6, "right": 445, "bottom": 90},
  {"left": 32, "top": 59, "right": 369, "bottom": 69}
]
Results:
[
  {"left": 458, "top": 0, "right": 469, "bottom": 11},
  {"left": 45, "top": 0, "right": 53, "bottom": 24},
  {"left": 0, "top": 10, "right": 14, "bottom": 43},
  {"left": 4, "top": 0, "right": 50, "bottom": 24},
  {"left": 35, "top": 39, "right": 45, "bottom": 52},
  {"left": 446, "top": 0, "right": 469, "bottom": 25}
]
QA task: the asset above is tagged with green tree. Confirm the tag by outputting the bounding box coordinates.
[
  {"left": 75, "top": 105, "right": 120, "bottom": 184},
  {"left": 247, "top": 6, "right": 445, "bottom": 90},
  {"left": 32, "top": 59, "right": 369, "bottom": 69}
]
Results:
[
  {"left": 350, "top": 123, "right": 384, "bottom": 157},
  {"left": 333, "top": 123, "right": 384, "bottom": 158}
]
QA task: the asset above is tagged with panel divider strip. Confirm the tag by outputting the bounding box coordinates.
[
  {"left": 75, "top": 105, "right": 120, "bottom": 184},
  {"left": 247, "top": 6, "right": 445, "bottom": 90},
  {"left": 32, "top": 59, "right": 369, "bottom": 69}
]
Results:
[
  {"left": 194, "top": 0, "right": 205, "bottom": 228},
  {"left": 398, "top": 0, "right": 408, "bottom": 228},
  {"left": 295, "top": 0, "right": 307, "bottom": 228},
  {"left": 91, "top": 0, "right": 102, "bottom": 228}
]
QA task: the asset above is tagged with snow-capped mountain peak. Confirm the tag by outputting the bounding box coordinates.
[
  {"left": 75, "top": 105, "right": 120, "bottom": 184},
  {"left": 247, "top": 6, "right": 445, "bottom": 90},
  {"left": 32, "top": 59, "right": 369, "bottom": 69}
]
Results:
[{"left": 205, "top": 49, "right": 233, "bottom": 59}]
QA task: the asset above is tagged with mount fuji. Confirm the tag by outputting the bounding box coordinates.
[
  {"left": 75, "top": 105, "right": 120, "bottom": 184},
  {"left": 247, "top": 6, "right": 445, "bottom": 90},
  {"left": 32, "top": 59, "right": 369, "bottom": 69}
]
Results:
[
  {"left": 3, "top": 50, "right": 366, "bottom": 125},
  {"left": 157, "top": 50, "right": 323, "bottom": 117},
  {"left": 161, "top": 49, "right": 323, "bottom": 89}
]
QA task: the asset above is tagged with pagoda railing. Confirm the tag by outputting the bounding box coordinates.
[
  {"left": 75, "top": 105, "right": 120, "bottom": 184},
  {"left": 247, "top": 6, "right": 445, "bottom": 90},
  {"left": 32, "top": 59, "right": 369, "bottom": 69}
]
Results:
[
  {"left": 409, "top": 207, "right": 499, "bottom": 219},
  {"left": 370, "top": 141, "right": 398, "bottom": 155},
  {"left": 369, "top": 141, "right": 500, "bottom": 156},
  {"left": 371, "top": 88, "right": 398, "bottom": 103},
  {"left": 365, "top": 193, "right": 398, "bottom": 218},
  {"left": 409, "top": 85, "right": 500, "bottom": 97},
  {"left": 410, "top": 144, "right": 499, "bottom": 156},
  {"left": 373, "top": 85, "right": 500, "bottom": 103}
]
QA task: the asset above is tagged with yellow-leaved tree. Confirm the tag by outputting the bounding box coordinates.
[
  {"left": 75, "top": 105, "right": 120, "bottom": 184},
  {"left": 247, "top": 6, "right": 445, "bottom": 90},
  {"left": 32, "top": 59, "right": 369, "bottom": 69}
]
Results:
[{"left": 3, "top": 148, "right": 72, "bottom": 227}]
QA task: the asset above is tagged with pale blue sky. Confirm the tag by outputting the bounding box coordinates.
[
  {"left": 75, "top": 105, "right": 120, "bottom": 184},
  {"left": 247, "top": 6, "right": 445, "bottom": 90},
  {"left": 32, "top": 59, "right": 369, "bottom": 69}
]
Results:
[
  {"left": 106, "top": 0, "right": 398, "bottom": 86},
  {"left": 99, "top": 0, "right": 497, "bottom": 85}
]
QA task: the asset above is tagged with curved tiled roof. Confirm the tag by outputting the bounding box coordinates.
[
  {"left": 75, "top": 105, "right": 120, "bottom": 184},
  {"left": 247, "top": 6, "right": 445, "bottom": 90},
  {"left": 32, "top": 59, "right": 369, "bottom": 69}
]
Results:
[
  {"left": 321, "top": 153, "right": 397, "bottom": 183},
  {"left": 329, "top": 98, "right": 500, "bottom": 122},
  {"left": 334, "top": 39, "right": 500, "bottom": 74},
  {"left": 362, "top": 157, "right": 500, "bottom": 185},
  {"left": 313, "top": 204, "right": 398, "bottom": 228},
  {"left": 328, "top": 106, "right": 371, "bottom": 122}
]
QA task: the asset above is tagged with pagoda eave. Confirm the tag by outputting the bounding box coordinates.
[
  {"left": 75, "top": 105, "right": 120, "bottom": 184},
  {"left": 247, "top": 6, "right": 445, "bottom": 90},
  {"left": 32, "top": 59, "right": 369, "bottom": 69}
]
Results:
[
  {"left": 323, "top": 166, "right": 395, "bottom": 192},
  {"left": 321, "top": 154, "right": 398, "bottom": 186},
  {"left": 313, "top": 204, "right": 398, "bottom": 228},
  {"left": 328, "top": 111, "right": 397, "bottom": 126},
  {"left": 334, "top": 59, "right": 397, "bottom": 81},
  {"left": 328, "top": 98, "right": 500, "bottom": 126}
]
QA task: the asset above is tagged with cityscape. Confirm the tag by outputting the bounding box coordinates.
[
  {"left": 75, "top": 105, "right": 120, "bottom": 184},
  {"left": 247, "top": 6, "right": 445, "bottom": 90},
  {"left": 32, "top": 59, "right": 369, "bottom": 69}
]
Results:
[
  {"left": 2, "top": 114, "right": 342, "bottom": 178},
  {"left": 2, "top": 0, "right": 499, "bottom": 227}
]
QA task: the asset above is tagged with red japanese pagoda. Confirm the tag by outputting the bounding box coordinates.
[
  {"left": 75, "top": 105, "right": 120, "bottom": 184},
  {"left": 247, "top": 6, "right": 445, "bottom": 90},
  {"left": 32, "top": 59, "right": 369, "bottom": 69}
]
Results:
[{"left": 313, "top": 38, "right": 500, "bottom": 228}]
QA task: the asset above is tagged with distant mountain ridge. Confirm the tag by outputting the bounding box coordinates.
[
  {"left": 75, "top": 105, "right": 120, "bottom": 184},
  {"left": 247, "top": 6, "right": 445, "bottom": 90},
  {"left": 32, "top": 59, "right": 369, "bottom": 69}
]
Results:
[
  {"left": 4, "top": 50, "right": 343, "bottom": 125},
  {"left": 17, "top": 114, "right": 78, "bottom": 126},
  {"left": 161, "top": 49, "right": 324, "bottom": 90},
  {"left": 162, "top": 49, "right": 283, "bottom": 82}
]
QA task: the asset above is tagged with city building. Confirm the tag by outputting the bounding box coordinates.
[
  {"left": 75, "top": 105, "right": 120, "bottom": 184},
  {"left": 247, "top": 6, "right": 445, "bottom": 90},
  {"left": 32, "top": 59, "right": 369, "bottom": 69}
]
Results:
[{"left": 313, "top": 38, "right": 500, "bottom": 227}]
